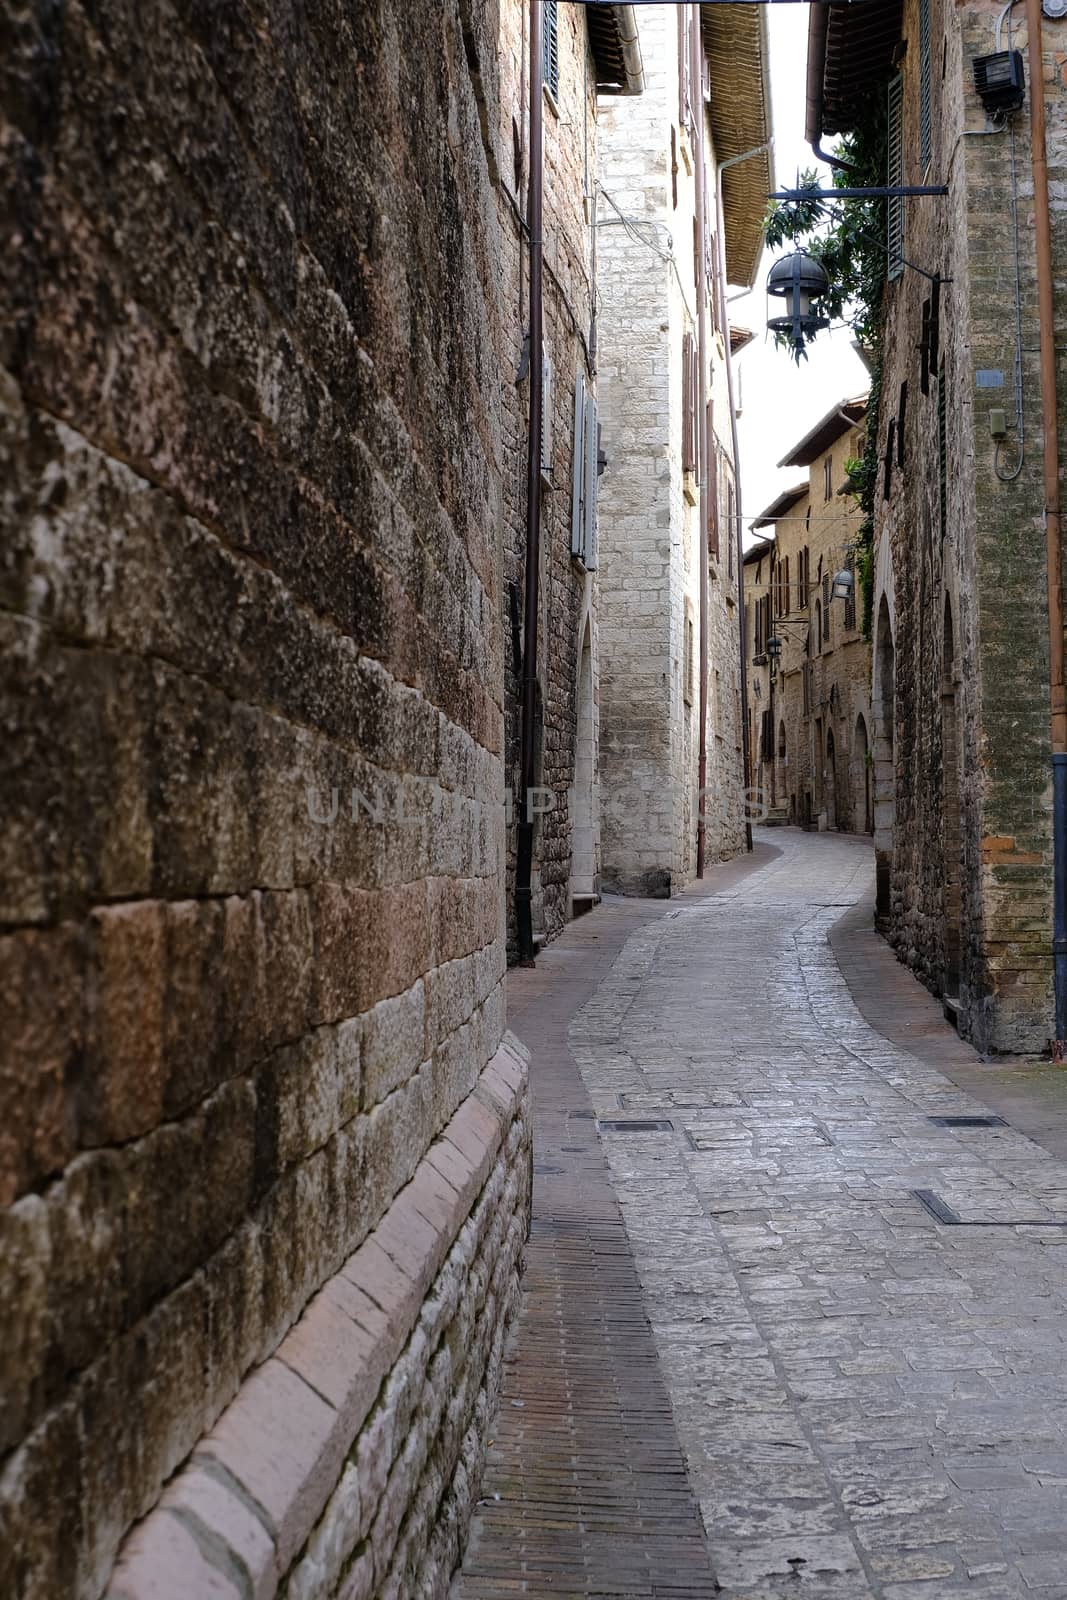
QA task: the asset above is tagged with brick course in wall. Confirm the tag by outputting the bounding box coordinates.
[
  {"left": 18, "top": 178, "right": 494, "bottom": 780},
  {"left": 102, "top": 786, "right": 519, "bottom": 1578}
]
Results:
[{"left": 0, "top": 1, "right": 529, "bottom": 1595}]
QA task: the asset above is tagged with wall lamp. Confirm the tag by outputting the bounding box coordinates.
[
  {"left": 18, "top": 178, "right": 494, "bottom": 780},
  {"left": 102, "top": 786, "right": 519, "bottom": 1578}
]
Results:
[{"left": 831, "top": 568, "right": 855, "bottom": 602}]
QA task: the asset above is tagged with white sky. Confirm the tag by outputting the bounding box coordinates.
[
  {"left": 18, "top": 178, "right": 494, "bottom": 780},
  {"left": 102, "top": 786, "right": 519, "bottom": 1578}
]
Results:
[{"left": 730, "top": 2, "right": 869, "bottom": 544}]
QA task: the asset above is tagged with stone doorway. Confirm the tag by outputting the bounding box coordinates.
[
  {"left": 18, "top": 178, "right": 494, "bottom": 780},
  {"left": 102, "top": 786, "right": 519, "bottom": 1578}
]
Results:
[
  {"left": 825, "top": 727, "right": 837, "bottom": 831},
  {"left": 570, "top": 625, "right": 597, "bottom": 912},
  {"left": 874, "top": 596, "right": 896, "bottom": 919},
  {"left": 942, "top": 599, "right": 962, "bottom": 1001}
]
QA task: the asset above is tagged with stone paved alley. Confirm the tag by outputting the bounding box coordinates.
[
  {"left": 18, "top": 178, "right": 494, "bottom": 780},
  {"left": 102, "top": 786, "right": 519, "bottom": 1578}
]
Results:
[{"left": 459, "top": 831, "right": 1067, "bottom": 1598}]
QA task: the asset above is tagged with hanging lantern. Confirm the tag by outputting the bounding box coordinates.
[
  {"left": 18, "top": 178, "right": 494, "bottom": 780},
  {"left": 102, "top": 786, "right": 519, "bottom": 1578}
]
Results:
[
  {"left": 831, "top": 568, "right": 855, "bottom": 601},
  {"left": 766, "top": 249, "right": 831, "bottom": 363}
]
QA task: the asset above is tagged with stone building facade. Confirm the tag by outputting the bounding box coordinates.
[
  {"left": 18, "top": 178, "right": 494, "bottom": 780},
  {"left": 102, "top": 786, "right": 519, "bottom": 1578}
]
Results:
[
  {"left": 0, "top": 3, "right": 560, "bottom": 1596},
  {"left": 595, "top": 3, "right": 770, "bottom": 896},
  {"left": 499, "top": 3, "right": 643, "bottom": 955},
  {"left": 807, "top": 0, "right": 1067, "bottom": 1052},
  {"left": 745, "top": 398, "right": 874, "bottom": 837}
]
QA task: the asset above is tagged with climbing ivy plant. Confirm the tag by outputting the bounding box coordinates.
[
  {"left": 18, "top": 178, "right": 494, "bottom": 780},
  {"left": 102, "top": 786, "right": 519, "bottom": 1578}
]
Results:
[{"left": 763, "top": 103, "right": 890, "bottom": 637}]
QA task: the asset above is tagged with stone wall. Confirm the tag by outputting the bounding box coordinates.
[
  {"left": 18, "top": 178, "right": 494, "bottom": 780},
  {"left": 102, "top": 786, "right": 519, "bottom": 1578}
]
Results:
[
  {"left": 0, "top": 1, "right": 529, "bottom": 1595},
  {"left": 499, "top": 0, "right": 599, "bottom": 953},
  {"left": 597, "top": 3, "right": 744, "bottom": 897},
  {"left": 871, "top": 0, "right": 1060, "bottom": 1050}
]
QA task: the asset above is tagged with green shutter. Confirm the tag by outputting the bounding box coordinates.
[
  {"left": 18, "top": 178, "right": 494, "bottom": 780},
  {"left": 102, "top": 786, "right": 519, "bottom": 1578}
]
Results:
[
  {"left": 887, "top": 74, "right": 904, "bottom": 282},
  {"left": 543, "top": 1, "right": 560, "bottom": 99},
  {"left": 919, "top": 0, "right": 933, "bottom": 172}
]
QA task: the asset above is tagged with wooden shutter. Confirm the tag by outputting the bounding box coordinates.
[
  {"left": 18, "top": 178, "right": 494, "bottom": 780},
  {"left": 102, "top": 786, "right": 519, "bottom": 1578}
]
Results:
[
  {"left": 919, "top": 0, "right": 933, "bottom": 173},
  {"left": 707, "top": 409, "right": 719, "bottom": 558},
  {"left": 570, "top": 373, "right": 587, "bottom": 560},
  {"left": 584, "top": 390, "right": 598, "bottom": 570},
  {"left": 682, "top": 331, "right": 697, "bottom": 475},
  {"left": 541, "top": 345, "right": 553, "bottom": 484},
  {"left": 822, "top": 575, "right": 830, "bottom": 641},
  {"left": 543, "top": 0, "right": 560, "bottom": 99},
  {"left": 887, "top": 74, "right": 904, "bottom": 282}
]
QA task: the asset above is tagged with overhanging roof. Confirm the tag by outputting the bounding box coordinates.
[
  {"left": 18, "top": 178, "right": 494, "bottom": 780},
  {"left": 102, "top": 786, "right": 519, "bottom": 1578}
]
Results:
[
  {"left": 778, "top": 395, "right": 868, "bottom": 468},
  {"left": 806, "top": 0, "right": 902, "bottom": 142},
  {"left": 700, "top": 4, "right": 774, "bottom": 287},
  {"left": 587, "top": 4, "right": 645, "bottom": 96},
  {"left": 750, "top": 482, "right": 808, "bottom": 532}
]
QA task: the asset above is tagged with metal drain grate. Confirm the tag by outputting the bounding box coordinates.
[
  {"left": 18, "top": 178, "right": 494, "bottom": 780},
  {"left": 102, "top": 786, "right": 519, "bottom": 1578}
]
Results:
[
  {"left": 597, "top": 1118, "right": 674, "bottom": 1134},
  {"left": 928, "top": 1114, "right": 1008, "bottom": 1129},
  {"left": 912, "top": 1188, "right": 1067, "bottom": 1228}
]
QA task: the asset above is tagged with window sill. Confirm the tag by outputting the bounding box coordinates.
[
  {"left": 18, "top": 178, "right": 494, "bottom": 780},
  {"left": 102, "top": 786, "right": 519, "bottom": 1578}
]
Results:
[{"left": 543, "top": 82, "right": 560, "bottom": 119}]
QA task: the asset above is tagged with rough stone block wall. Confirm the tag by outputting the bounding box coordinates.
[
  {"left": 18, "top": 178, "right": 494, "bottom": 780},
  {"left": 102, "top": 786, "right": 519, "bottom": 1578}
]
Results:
[
  {"left": 597, "top": 4, "right": 745, "bottom": 897},
  {"left": 874, "top": 0, "right": 1057, "bottom": 1050},
  {"left": 499, "top": 0, "right": 599, "bottom": 954},
  {"left": 0, "top": 0, "right": 528, "bottom": 1594}
]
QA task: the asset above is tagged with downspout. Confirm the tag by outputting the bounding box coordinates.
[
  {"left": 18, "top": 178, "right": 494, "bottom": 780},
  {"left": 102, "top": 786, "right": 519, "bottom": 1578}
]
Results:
[
  {"left": 1023, "top": 0, "right": 1067, "bottom": 1052},
  {"left": 692, "top": 4, "right": 711, "bottom": 879},
  {"left": 516, "top": 0, "right": 544, "bottom": 966},
  {"left": 804, "top": 1, "right": 858, "bottom": 175},
  {"left": 611, "top": 4, "right": 645, "bottom": 96}
]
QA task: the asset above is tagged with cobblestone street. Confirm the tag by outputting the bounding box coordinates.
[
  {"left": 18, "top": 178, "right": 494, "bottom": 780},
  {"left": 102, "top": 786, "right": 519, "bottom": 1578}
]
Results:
[{"left": 460, "top": 830, "right": 1067, "bottom": 1598}]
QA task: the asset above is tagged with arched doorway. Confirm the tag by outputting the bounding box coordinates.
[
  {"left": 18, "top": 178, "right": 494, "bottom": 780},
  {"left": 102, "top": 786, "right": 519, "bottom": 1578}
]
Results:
[
  {"left": 825, "top": 728, "right": 837, "bottom": 830},
  {"left": 570, "top": 625, "right": 597, "bottom": 911},
  {"left": 855, "top": 715, "right": 874, "bottom": 834},
  {"left": 874, "top": 596, "right": 896, "bottom": 917},
  {"left": 942, "top": 598, "right": 962, "bottom": 1000}
]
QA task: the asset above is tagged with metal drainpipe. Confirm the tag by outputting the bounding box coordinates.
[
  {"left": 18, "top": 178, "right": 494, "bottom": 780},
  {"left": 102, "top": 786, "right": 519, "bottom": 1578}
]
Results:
[
  {"left": 516, "top": 0, "right": 544, "bottom": 967},
  {"left": 691, "top": 4, "right": 711, "bottom": 879},
  {"left": 1024, "top": 0, "right": 1067, "bottom": 1052}
]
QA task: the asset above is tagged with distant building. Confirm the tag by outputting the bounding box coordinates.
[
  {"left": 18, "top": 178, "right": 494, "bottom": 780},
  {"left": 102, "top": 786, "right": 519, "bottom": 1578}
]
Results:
[
  {"left": 596, "top": 3, "right": 771, "bottom": 895},
  {"left": 745, "top": 397, "right": 874, "bottom": 836}
]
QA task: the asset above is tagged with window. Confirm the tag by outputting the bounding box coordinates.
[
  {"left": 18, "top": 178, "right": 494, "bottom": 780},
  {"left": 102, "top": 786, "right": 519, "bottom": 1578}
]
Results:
[
  {"left": 897, "top": 381, "right": 907, "bottom": 468},
  {"left": 823, "top": 456, "right": 833, "bottom": 502},
  {"left": 543, "top": 0, "right": 560, "bottom": 100},
  {"left": 541, "top": 345, "right": 554, "bottom": 486},
  {"left": 822, "top": 574, "right": 831, "bottom": 643},
  {"left": 883, "top": 418, "right": 896, "bottom": 499},
  {"left": 814, "top": 599, "right": 822, "bottom": 654},
  {"left": 682, "top": 331, "right": 698, "bottom": 476},
  {"left": 798, "top": 546, "right": 809, "bottom": 609},
  {"left": 570, "top": 372, "right": 599, "bottom": 569},
  {"left": 844, "top": 555, "right": 857, "bottom": 632},
  {"left": 678, "top": 6, "right": 695, "bottom": 144},
  {"left": 887, "top": 74, "right": 904, "bottom": 281},
  {"left": 919, "top": 0, "right": 933, "bottom": 173},
  {"left": 684, "top": 606, "right": 695, "bottom": 706},
  {"left": 708, "top": 412, "right": 719, "bottom": 559},
  {"left": 938, "top": 359, "right": 948, "bottom": 542},
  {"left": 778, "top": 721, "right": 787, "bottom": 759}
]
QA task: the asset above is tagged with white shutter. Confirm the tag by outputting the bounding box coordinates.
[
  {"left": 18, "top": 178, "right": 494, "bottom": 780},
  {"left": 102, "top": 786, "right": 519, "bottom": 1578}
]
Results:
[
  {"left": 541, "top": 345, "right": 554, "bottom": 485},
  {"left": 583, "top": 392, "right": 598, "bottom": 571},
  {"left": 570, "top": 373, "right": 586, "bottom": 558}
]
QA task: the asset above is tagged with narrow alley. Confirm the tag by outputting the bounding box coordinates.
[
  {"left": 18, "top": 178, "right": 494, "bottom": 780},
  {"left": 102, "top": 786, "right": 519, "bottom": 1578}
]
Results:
[{"left": 461, "top": 830, "right": 1067, "bottom": 1598}]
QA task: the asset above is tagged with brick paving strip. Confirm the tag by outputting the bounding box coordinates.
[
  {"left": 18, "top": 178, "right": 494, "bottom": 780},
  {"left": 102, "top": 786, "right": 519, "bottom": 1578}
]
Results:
[{"left": 454, "top": 850, "right": 779, "bottom": 1599}]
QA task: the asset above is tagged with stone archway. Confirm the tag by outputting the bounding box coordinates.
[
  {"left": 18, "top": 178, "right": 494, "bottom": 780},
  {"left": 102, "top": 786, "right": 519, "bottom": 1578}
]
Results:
[
  {"left": 942, "top": 597, "right": 962, "bottom": 1000},
  {"left": 874, "top": 596, "right": 896, "bottom": 918}
]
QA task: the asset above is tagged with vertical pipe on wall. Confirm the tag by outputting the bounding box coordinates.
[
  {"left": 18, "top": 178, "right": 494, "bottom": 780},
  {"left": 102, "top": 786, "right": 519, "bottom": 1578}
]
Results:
[
  {"left": 1024, "top": 0, "right": 1067, "bottom": 1051},
  {"left": 691, "top": 4, "right": 711, "bottom": 879},
  {"left": 516, "top": 0, "right": 544, "bottom": 966}
]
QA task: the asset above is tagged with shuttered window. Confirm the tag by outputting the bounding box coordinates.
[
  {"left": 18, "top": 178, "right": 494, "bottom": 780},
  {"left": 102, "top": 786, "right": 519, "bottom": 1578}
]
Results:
[
  {"left": 541, "top": 345, "right": 554, "bottom": 485},
  {"left": 682, "top": 331, "right": 699, "bottom": 476},
  {"left": 822, "top": 575, "right": 831, "bottom": 642},
  {"left": 570, "top": 372, "right": 599, "bottom": 570},
  {"left": 707, "top": 407, "right": 719, "bottom": 558},
  {"left": 543, "top": 0, "right": 560, "bottom": 100},
  {"left": 919, "top": 0, "right": 933, "bottom": 173},
  {"left": 887, "top": 74, "right": 904, "bottom": 282},
  {"left": 844, "top": 555, "right": 857, "bottom": 632},
  {"left": 938, "top": 359, "right": 948, "bottom": 542}
]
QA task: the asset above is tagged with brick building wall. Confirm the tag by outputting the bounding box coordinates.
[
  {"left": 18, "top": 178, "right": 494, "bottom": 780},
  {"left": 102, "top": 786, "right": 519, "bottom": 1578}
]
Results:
[
  {"left": 596, "top": 3, "right": 745, "bottom": 898},
  {"left": 499, "top": 0, "right": 601, "bottom": 954},
  {"left": 0, "top": 3, "right": 530, "bottom": 1596},
  {"left": 869, "top": 0, "right": 1061, "bottom": 1051},
  {"left": 746, "top": 412, "right": 874, "bottom": 837}
]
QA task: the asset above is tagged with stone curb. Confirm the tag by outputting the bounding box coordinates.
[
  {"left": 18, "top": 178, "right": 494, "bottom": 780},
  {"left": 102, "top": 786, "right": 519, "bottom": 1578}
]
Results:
[{"left": 105, "top": 1032, "right": 530, "bottom": 1600}]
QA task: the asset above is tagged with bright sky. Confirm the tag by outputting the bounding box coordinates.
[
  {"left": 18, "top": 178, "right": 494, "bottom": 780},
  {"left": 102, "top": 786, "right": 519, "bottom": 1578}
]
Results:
[{"left": 730, "top": 2, "right": 869, "bottom": 545}]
